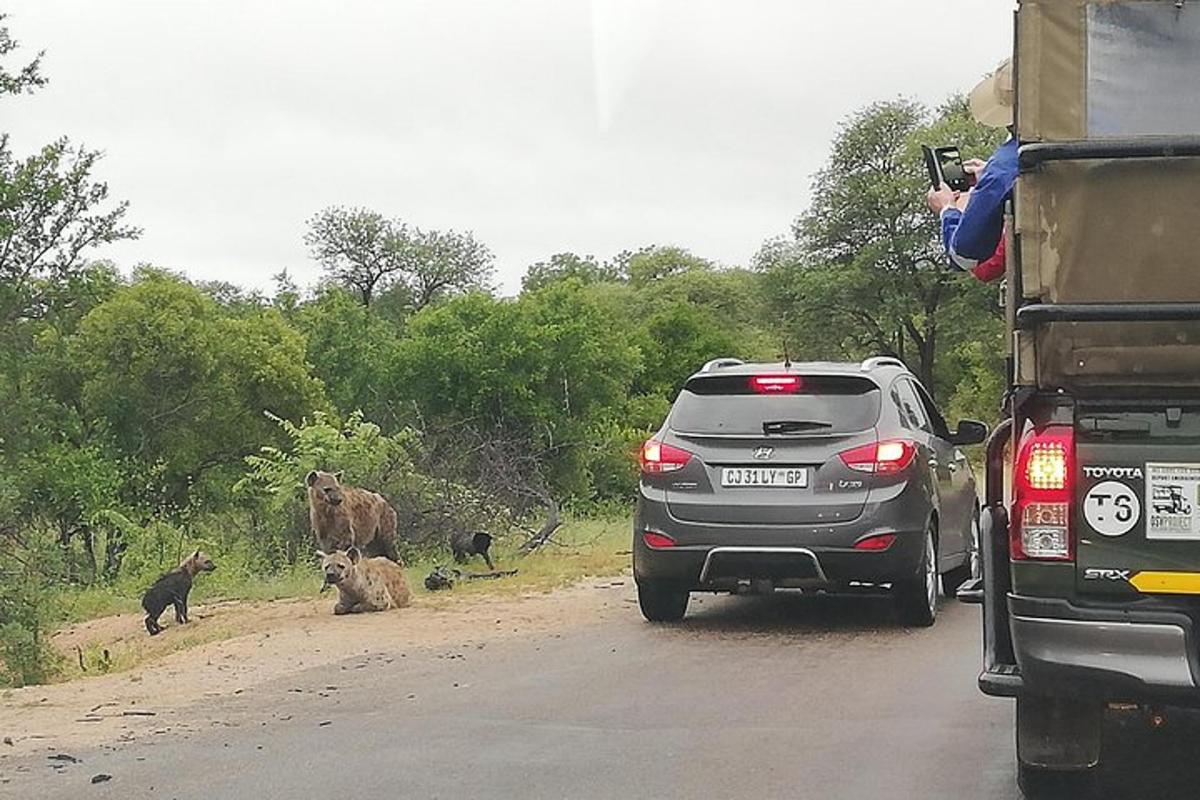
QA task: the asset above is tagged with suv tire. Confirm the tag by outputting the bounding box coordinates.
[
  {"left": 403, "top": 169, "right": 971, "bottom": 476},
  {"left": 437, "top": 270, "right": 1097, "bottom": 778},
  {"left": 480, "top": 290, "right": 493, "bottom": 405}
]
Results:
[
  {"left": 896, "top": 525, "right": 938, "bottom": 627},
  {"left": 637, "top": 580, "right": 689, "bottom": 622},
  {"left": 1017, "top": 763, "right": 1097, "bottom": 799},
  {"left": 941, "top": 509, "right": 980, "bottom": 596}
]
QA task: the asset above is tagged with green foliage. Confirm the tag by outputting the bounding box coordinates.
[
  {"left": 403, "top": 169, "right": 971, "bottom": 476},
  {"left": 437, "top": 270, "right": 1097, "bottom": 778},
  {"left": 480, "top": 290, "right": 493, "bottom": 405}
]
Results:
[
  {"left": 626, "top": 245, "right": 712, "bottom": 287},
  {"left": 0, "top": 528, "right": 61, "bottom": 687},
  {"left": 0, "top": 13, "right": 46, "bottom": 97},
  {"left": 305, "top": 206, "right": 494, "bottom": 308},
  {"left": 295, "top": 286, "right": 403, "bottom": 426},
  {"left": 633, "top": 301, "right": 740, "bottom": 401},
  {"left": 521, "top": 252, "right": 621, "bottom": 293},
  {"left": 71, "top": 270, "right": 326, "bottom": 501},
  {"left": 759, "top": 98, "right": 1005, "bottom": 404},
  {"left": 0, "top": 137, "right": 140, "bottom": 325}
]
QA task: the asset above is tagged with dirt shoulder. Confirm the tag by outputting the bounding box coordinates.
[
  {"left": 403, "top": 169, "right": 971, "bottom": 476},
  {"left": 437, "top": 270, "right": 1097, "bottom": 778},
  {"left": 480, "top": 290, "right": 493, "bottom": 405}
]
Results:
[{"left": 1, "top": 574, "right": 633, "bottom": 756}]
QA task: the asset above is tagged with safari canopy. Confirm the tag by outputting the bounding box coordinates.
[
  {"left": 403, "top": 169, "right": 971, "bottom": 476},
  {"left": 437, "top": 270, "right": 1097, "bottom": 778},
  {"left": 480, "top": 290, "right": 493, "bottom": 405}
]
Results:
[
  {"left": 1014, "top": 0, "right": 1200, "bottom": 390},
  {"left": 1018, "top": 0, "right": 1200, "bottom": 141}
]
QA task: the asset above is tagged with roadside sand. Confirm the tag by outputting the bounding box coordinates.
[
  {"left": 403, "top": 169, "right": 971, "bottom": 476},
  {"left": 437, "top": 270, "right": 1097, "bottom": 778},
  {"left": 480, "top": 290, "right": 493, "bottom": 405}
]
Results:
[{"left": 1, "top": 576, "right": 633, "bottom": 756}]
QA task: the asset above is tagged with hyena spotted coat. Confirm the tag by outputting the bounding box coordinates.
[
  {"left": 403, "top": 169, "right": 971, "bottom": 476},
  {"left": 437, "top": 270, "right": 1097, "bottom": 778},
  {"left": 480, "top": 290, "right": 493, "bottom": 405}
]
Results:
[
  {"left": 318, "top": 547, "right": 411, "bottom": 615},
  {"left": 306, "top": 471, "right": 399, "bottom": 562}
]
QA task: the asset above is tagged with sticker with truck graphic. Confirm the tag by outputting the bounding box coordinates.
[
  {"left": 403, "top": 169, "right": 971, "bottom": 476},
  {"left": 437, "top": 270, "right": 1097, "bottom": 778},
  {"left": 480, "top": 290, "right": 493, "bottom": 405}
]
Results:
[{"left": 1145, "top": 462, "right": 1200, "bottom": 541}]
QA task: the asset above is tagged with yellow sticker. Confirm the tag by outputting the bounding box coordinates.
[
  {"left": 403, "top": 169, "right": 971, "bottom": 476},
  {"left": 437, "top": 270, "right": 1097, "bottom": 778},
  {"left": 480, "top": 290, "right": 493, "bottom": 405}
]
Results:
[{"left": 1129, "top": 571, "right": 1200, "bottom": 595}]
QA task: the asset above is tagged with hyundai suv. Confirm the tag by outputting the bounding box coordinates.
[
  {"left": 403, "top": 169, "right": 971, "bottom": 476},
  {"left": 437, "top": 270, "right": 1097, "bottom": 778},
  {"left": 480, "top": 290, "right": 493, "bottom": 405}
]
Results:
[{"left": 633, "top": 357, "right": 988, "bottom": 626}]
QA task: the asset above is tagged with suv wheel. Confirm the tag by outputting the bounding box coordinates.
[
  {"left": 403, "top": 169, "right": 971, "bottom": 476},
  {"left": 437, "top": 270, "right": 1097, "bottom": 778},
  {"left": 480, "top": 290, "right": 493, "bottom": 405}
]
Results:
[
  {"left": 941, "top": 508, "right": 980, "bottom": 596},
  {"left": 896, "top": 525, "right": 938, "bottom": 627},
  {"left": 637, "top": 580, "right": 689, "bottom": 623}
]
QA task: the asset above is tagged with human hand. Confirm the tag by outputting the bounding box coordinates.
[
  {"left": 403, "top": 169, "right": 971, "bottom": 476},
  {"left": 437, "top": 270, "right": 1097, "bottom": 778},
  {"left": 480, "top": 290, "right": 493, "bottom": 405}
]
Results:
[
  {"left": 963, "top": 158, "right": 989, "bottom": 175},
  {"left": 963, "top": 158, "right": 988, "bottom": 187},
  {"left": 926, "top": 183, "right": 959, "bottom": 215}
]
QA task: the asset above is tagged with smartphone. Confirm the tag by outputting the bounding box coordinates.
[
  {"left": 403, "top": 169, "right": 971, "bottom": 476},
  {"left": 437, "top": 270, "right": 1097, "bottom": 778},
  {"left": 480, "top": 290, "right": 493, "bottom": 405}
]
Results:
[{"left": 922, "top": 145, "right": 970, "bottom": 193}]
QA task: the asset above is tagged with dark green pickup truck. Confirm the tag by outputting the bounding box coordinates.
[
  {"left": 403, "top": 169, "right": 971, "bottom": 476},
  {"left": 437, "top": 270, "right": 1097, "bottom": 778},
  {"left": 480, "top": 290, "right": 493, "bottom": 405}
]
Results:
[{"left": 960, "top": 2, "right": 1200, "bottom": 796}]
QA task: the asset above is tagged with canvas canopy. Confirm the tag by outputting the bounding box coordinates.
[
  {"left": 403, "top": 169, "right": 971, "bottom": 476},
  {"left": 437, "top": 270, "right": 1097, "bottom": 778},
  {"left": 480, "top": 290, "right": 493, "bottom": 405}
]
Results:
[
  {"left": 1018, "top": 0, "right": 1200, "bottom": 141},
  {"left": 1013, "top": 0, "right": 1200, "bottom": 390}
]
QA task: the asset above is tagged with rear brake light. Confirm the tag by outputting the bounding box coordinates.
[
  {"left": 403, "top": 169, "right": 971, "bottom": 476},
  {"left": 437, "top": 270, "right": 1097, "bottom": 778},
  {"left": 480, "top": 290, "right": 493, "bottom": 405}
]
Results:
[
  {"left": 1011, "top": 425, "right": 1075, "bottom": 561},
  {"left": 854, "top": 533, "right": 897, "bottom": 551},
  {"left": 839, "top": 440, "right": 918, "bottom": 475},
  {"left": 750, "top": 374, "right": 801, "bottom": 394},
  {"left": 643, "top": 531, "right": 676, "bottom": 549},
  {"left": 640, "top": 440, "right": 693, "bottom": 474}
]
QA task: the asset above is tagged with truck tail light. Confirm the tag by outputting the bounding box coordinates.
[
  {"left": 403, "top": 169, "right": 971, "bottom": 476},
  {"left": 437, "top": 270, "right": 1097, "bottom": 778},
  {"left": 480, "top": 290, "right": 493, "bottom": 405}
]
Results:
[{"left": 1011, "top": 425, "right": 1075, "bottom": 561}]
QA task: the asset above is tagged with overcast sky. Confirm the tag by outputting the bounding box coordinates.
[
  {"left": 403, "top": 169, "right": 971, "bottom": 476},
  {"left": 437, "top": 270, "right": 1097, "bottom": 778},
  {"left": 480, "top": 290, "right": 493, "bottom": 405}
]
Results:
[{"left": 5, "top": 1, "right": 1015, "bottom": 295}]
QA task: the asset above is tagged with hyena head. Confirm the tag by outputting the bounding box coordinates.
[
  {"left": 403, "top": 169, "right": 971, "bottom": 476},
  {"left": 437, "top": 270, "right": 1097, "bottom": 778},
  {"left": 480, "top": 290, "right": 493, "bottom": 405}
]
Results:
[
  {"left": 318, "top": 547, "right": 362, "bottom": 588},
  {"left": 182, "top": 550, "right": 217, "bottom": 575},
  {"left": 307, "top": 470, "right": 346, "bottom": 507}
]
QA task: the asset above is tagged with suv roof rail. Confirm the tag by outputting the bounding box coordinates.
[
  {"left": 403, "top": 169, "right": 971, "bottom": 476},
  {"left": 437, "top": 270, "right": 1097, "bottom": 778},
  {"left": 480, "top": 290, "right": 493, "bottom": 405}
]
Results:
[
  {"left": 700, "top": 357, "right": 745, "bottom": 373},
  {"left": 860, "top": 356, "right": 907, "bottom": 372}
]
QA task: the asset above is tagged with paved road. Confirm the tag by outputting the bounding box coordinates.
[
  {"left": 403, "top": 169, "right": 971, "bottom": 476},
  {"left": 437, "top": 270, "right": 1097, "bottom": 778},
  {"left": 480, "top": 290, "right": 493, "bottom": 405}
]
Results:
[{"left": 6, "top": 591, "right": 1200, "bottom": 799}]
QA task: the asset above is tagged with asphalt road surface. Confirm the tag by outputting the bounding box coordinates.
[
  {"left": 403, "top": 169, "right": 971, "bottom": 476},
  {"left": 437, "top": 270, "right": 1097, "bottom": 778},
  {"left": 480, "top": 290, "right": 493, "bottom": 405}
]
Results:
[{"left": 7, "top": 591, "right": 1200, "bottom": 799}]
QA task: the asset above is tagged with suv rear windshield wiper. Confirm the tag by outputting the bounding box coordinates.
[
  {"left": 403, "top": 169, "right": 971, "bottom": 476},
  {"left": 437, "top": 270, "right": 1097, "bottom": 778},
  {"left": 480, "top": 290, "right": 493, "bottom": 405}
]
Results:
[{"left": 762, "top": 420, "right": 833, "bottom": 435}]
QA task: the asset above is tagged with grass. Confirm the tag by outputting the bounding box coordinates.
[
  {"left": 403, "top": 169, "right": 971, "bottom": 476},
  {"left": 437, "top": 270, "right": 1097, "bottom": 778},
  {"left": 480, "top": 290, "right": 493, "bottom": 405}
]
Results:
[{"left": 38, "top": 517, "right": 632, "bottom": 683}]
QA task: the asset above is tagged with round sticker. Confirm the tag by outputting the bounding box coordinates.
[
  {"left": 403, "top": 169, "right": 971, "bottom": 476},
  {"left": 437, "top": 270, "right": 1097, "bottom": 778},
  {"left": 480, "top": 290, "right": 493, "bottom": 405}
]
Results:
[{"left": 1084, "top": 480, "right": 1141, "bottom": 537}]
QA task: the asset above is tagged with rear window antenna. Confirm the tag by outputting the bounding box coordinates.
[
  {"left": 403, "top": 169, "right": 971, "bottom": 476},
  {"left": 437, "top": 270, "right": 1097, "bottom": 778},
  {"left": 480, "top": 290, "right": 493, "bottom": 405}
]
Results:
[{"left": 782, "top": 340, "right": 792, "bottom": 369}]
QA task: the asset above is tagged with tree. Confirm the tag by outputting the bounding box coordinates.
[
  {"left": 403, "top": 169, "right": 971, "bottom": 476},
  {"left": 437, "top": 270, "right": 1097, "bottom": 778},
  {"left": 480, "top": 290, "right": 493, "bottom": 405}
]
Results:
[
  {"left": 0, "top": 18, "right": 138, "bottom": 324},
  {"left": 632, "top": 301, "right": 741, "bottom": 401},
  {"left": 408, "top": 227, "right": 494, "bottom": 309},
  {"left": 0, "top": 13, "right": 46, "bottom": 97},
  {"left": 521, "top": 252, "right": 620, "bottom": 293},
  {"left": 0, "top": 138, "right": 140, "bottom": 325},
  {"left": 304, "top": 207, "right": 408, "bottom": 306},
  {"left": 295, "top": 286, "right": 403, "bottom": 427},
  {"left": 71, "top": 271, "right": 327, "bottom": 501},
  {"left": 625, "top": 245, "right": 712, "bottom": 286},
  {"left": 305, "top": 207, "right": 494, "bottom": 309},
  {"left": 759, "top": 98, "right": 1003, "bottom": 396}
]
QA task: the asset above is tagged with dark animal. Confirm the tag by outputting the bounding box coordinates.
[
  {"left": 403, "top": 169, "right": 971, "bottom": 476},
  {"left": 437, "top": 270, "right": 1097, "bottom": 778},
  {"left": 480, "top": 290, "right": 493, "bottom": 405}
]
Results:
[
  {"left": 306, "top": 470, "right": 399, "bottom": 562},
  {"left": 141, "top": 551, "right": 216, "bottom": 636},
  {"left": 450, "top": 530, "right": 494, "bottom": 570},
  {"left": 425, "top": 566, "right": 460, "bottom": 591},
  {"left": 424, "top": 565, "right": 518, "bottom": 592}
]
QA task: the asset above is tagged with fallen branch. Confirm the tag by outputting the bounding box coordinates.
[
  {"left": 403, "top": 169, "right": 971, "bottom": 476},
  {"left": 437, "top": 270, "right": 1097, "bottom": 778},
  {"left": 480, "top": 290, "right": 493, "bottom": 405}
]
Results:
[{"left": 518, "top": 496, "right": 561, "bottom": 555}]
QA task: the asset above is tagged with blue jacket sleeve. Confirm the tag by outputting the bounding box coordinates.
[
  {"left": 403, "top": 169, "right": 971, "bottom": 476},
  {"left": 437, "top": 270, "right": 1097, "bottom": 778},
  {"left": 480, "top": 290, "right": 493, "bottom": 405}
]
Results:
[
  {"left": 940, "top": 209, "right": 965, "bottom": 270},
  {"left": 944, "top": 138, "right": 1018, "bottom": 271}
]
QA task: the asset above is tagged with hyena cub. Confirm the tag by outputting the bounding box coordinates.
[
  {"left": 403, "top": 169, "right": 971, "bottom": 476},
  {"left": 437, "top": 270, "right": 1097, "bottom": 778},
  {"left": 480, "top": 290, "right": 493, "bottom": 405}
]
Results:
[
  {"left": 318, "top": 547, "right": 411, "bottom": 615},
  {"left": 141, "top": 550, "right": 217, "bottom": 636}
]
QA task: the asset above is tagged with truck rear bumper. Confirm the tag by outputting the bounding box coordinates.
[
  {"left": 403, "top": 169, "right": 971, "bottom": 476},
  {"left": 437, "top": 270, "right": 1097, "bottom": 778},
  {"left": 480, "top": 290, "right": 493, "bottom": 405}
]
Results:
[{"left": 1005, "top": 594, "right": 1200, "bottom": 703}]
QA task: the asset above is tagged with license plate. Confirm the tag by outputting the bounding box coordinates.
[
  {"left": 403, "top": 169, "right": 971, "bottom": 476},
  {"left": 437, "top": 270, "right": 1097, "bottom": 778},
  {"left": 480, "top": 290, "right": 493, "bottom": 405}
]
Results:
[{"left": 721, "top": 468, "right": 808, "bottom": 488}]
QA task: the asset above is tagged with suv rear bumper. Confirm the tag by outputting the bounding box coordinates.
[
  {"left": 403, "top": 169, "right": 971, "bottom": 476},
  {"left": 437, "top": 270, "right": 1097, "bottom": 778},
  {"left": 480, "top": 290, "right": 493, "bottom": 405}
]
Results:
[
  {"left": 1005, "top": 594, "right": 1200, "bottom": 703},
  {"left": 632, "top": 520, "right": 928, "bottom": 590}
]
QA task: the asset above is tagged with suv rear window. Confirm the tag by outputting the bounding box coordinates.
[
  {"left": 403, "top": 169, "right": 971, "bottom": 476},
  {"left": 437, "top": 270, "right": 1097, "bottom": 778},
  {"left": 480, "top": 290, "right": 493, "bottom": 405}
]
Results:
[{"left": 670, "top": 374, "right": 882, "bottom": 435}]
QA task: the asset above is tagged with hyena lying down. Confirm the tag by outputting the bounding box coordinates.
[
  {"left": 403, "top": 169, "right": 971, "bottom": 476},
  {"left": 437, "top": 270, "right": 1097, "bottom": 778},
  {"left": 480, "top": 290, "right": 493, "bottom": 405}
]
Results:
[{"left": 318, "top": 547, "right": 411, "bottom": 615}]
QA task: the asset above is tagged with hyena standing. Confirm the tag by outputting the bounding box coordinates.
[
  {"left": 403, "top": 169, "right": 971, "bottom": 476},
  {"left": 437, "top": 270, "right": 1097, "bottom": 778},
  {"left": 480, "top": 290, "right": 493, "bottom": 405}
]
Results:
[{"left": 141, "top": 551, "right": 217, "bottom": 635}]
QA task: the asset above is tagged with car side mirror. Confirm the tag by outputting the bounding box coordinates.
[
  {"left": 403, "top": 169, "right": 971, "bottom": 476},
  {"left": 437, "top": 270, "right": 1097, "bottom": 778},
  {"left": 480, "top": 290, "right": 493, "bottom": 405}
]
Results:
[{"left": 949, "top": 419, "right": 988, "bottom": 447}]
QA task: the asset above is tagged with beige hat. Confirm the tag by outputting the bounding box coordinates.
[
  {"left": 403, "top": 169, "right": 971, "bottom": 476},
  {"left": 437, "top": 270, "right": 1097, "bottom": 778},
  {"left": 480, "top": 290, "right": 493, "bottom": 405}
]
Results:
[{"left": 970, "top": 58, "right": 1014, "bottom": 128}]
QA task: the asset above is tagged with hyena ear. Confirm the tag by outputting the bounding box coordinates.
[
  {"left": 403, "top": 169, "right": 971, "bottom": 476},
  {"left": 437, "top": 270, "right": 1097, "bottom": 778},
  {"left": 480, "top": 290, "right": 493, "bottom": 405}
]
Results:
[
  {"left": 306, "top": 470, "right": 320, "bottom": 487},
  {"left": 315, "top": 550, "right": 327, "bottom": 560},
  {"left": 191, "top": 549, "right": 201, "bottom": 560},
  {"left": 346, "top": 546, "right": 361, "bottom": 564},
  {"left": 332, "top": 470, "right": 344, "bottom": 482}
]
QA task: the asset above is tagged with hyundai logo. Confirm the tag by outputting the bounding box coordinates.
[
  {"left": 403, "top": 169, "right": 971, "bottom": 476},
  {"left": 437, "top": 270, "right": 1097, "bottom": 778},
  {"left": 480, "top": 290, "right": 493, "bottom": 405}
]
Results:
[{"left": 753, "top": 446, "right": 775, "bottom": 460}]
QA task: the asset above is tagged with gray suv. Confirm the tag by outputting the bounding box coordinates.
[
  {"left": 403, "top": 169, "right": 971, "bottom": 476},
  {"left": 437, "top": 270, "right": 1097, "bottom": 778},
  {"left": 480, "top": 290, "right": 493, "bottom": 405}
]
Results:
[{"left": 633, "top": 357, "right": 988, "bottom": 626}]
